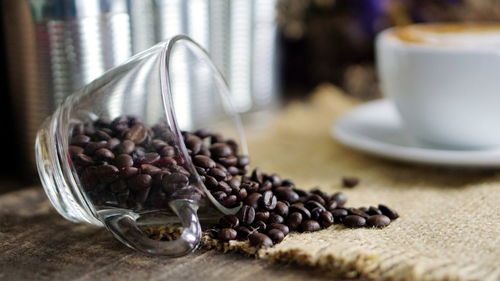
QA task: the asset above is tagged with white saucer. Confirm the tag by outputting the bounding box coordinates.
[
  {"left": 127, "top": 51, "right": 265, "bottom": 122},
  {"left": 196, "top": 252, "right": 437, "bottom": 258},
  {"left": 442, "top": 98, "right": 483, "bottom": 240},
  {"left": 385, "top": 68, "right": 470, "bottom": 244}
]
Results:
[{"left": 332, "top": 99, "right": 500, "bottom": 167}]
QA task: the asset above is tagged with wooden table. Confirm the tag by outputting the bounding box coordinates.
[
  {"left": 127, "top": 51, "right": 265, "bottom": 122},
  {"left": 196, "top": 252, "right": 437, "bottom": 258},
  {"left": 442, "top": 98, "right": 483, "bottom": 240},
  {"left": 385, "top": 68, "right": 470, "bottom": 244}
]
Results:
[{"left": 0, "top": 187, "right": 338, "bottom": 281}]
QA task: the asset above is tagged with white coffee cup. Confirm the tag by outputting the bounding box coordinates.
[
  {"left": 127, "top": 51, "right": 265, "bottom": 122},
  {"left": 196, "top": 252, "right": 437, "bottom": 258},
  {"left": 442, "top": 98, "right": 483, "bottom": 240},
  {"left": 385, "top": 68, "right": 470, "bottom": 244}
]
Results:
[{"left": 376, "top": 23, "right": 500, "bottom": 149}]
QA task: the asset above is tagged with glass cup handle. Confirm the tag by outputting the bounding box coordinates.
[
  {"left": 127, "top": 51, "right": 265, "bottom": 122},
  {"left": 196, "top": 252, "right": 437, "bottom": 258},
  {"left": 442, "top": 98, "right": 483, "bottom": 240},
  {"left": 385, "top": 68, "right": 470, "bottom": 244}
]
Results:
[{"left": 103, "top": 200, "right": 202, "bottom": 256}]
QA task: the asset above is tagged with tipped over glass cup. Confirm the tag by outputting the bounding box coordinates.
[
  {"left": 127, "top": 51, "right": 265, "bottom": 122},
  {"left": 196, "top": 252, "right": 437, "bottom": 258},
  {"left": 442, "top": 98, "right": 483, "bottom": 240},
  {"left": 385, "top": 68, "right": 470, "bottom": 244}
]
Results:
[{"left": 35, "top": 35, "right": 247, "bottom": 256}]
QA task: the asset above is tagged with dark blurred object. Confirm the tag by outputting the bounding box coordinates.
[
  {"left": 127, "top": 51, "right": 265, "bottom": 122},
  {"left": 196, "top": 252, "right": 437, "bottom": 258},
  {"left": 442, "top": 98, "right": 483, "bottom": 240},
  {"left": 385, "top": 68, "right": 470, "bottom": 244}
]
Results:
[{"left": 277, "top": 0, "right": 500, "bottom": 99}]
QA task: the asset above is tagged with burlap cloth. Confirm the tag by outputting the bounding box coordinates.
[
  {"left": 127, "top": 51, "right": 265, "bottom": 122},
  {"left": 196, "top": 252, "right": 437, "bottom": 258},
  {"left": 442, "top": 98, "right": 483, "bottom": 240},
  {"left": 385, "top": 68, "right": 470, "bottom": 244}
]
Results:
[{"left": 202, "top": 85, "right": 500, "bottom": 281}]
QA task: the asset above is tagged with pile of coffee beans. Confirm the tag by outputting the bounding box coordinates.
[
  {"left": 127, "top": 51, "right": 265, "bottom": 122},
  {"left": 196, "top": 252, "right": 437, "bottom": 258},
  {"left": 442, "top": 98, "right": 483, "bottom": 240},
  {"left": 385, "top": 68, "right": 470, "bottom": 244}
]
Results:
[{"left": 69, "top": 115, "right": 399, "bottom": 249}]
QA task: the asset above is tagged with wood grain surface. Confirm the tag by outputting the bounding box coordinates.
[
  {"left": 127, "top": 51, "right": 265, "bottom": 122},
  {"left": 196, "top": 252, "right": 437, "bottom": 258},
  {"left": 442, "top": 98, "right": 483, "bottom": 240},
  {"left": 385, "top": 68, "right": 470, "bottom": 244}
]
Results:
[{"left": 0, "top": 187, "right": 340, "bottom": 281}]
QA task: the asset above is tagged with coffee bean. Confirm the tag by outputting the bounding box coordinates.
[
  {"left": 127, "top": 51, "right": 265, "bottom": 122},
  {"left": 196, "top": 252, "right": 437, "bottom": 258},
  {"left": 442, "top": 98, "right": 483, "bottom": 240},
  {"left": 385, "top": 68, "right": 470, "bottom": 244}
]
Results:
[
  {"left": 259, "top": 191, "right": 277, "bottom": 211},
  {"left": 268, "top": 213, "right": 284, "bottom": 224},
  {"left": 269, "top": 174, "right": 282, "bottom": 187},
  {"left": 218, "top": 156, "right": 238, "bottom": 167},
  {"left": 359, "top": 207, "right": 368, "bottom": 213},
  {"left": 251, "top": 168, "right": 264, "bottom": 184},
  {"left": 342, "top": 176, "right": 359, "bottom": 188},
  {"left": 218, "top": 228, "right": 237, "bottom": 242},
  {"left": 268, "top": 223, "right": 289, "bottom": 236},
  {"left": 95, "top": 148, "right": 115, "bottom": 160},
  {"left": 237, "top": 155, "right": 250, "bottom": 168},
  {"left": 160, "top": 146, "right": 175, "bottom": 157},
  {"left": 116, "top": 140, "right": 135, "bottom": 154},
  {"left": 71, "top": 135, "right": 91, "bottom": 146},
  {"left": 241, "top": 181, "right": 259, "bottom": 194},
  {"left": 300, "top": 220, "right": 321, "bottom": 232},
  {"left": 137, "top": 152, "right": 160, "bottom": 164},
  {"left": 319, "top": 211, "right": 334, "bottom": 228},
  {"left": 84, "top": 141, "right": 108, "bottom": 155},
  {"left": 348, "top": 208, "right": 369, "bottom": 219},
  {"left": 267, "top": 229, "right": 284, "bottom": 243},
  {"left": 210, "top": 143, "right": 232, "bottom": 158},
  {"left": 305, "top": 200, "right": 326, "bottom": 212},
  {"left": 236, "top": 205, "right": 255, "bottom": 225},
  {"left": 127, "top": 174, "right": 152, "bottom": 190},
  {"left": 274, "top": 187, "right": 299, "bottom": 203},
  {"left": 205, "top": 176, "right": 218, "bottom": 189},
  {"left": 69, "top": 145, "right": 84, "bottom": 157},
  {"left": 307, "top": 193, "right": 326, "bottom": 206},
  {"left": 244, "top": 193, "right": 262, "bottom": 209},
  {"left": 253, "top": 220, "right": 267, "bottom": 232},
  {"left": 96, "top": 165, "right": 119, "bottom": 183},
  {"left": 184, "top": 134, "right": 202, "bottom": 154},
  {"left": 367, "top": 206, "right": 382, "bottom": 216},
  {"left": 208, "top": 168, "right": 226, "bottom": 181},
  {"left": 194, "top": 128, "right": 213, "bottom": 139},
  {"left": 343, "top": 215, "right": 366, "bottom": 228},
  {"left": 161, "top": 173, "right": 189, "bottom": 194},
  {"left": 331, "top": 192, "right": 347, "bottom": 206},
  {"left": 221, "top": 195, "right": 238, "bottom": 207},
  {"left": 367, "top": 214, "right": 391, "bottom": 227},
  {"left": 289, "top": 203, "right": 311, "bottom": 219},
  {"left": 95, "top": 129, "right": 112, "bottom": 141},
  {"left": 236, "top": 226, "right": 253, "bottom": 239},
  {"left": 74, "top": 154, "right": 95, "bottom": 166},
  {"left": 249, "top": 233, "right": 273, "bottom": 248},
  {"left": 151, "top": 139, "right": 168, "bottom": 150},
  {"left": 259, "top": 181, "right": 273, "bottom": 192},
  {"left": 331, "top": 208, "right": 348, "bottom": 224},
  {"left": 219, "top": 215, "right": 239, "bottom": 228},
  {"left": 141, "top": 164, "right": 162, "bottom": 175},
  {"left": 255, "top": 211, "right": 270, "bottom": 222},
  {"left": 274, "top": 201, "right": 289, "bottom": 217},
  {"left": 107, "top": 138, "right": 120, "bottom": 150},
  {"left": 378, "top": 204, "right": 399, "bottom": 220},
  {"left": 310, "top": 188, "right": 329, "bottom": 201},
  {"left": 120, "top": 166, "right": 139, "bottom": 178},
  {"left": 325, "top": 200, "right": 338, "bottom": 211},
  {"left": 212, "top": 191, "right": 227, "bottom": 202},
  {"left": 214, "top": 181, "right": 232, "bottom": 194},
  {"left": 158, "top": 156, "right": 177, "bottom": 167},
  {"left": 286, "top": 212, "right": 303, "bottom": 230},
  {"left": 236, "top": 188, "right": 248, "bottom": 200},
  {"left": 193, "top": 155, "right": 216, "bottom": 169},
  {"left": 126, "top": 124, "right": 148, "bottom": 144}
]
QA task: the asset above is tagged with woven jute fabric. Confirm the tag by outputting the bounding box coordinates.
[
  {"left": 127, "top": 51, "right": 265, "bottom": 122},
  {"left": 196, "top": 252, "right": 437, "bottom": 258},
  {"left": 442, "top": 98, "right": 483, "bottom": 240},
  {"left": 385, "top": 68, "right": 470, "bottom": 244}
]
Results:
[{"left": 203, "top": 85, "right": 500, "bottom": 281}]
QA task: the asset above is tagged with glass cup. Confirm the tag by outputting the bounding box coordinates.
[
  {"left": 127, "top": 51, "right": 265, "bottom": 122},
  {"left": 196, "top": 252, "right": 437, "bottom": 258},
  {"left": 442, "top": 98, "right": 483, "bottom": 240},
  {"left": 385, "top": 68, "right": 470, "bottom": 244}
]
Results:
[{"left": 35, "top": 35, "right": 247, "bottom": 256}]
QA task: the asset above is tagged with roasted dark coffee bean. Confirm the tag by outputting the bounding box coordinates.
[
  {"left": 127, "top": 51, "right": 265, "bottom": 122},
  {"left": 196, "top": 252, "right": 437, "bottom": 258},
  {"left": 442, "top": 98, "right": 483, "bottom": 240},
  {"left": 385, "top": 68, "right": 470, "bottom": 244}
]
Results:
[
  {"left": 342, "top": 176, "right": 359, "bottom": 188},
  {"left": 310, "top": 188, "right": 329, "bottom": 201},
  {"left": 120, "top": 166, "right": 139, "bottom": 178},
  {"left": 184, "top": 134, "right": 202, "bottom": 154},
  {"left": 241, "top": 181, "right": 259, "bottom": 194},
  {"left": 157, "top": 156, "right": 177, "bottom": 167},
  {"left": 268, "top": 213, "right": 284, "bottom": 224},
  {"left": 359, "top": 207, "right": 368, "bottom": 213},
  {"left": 259, "top": 191, "right": 277, "bottom": 211},
  {"left": 236, "top": 205, "right": 255, "bottom": 225},
  {"left": 110, "top": 180, "right": 128, "bottom": 193},
  {"left": 348, "top": 208, "right": 369, "bottom": 219},
  {"left": 227, "top": 166, "right": 240, "bottom": 176},
  {"left": 236, "top": 188, "right": 248, "bottom": 200},
  {"left": 127, "top": 174, "right": 152, "bottom": 190},
  {"left": 210, "top": 143, "right": 232, "bottom": 158},
  {"left": 236, "top": 155, "right": 250, "bottom": 168},
  {"left": 378, "top": 204, "right": 399, "bottom": 220},
  {"left": 208, "top": 168, "right": 226, "bottom": 181},
  {"left": 95, "top": 148, "right": 115, "bottom": 160},
  {"left": 251, "top": 168, "right": 264, "bottom": 184},
  {"left": 151, "top": 139, "right": 168, "bottom": 150},
  {"left": 267, "top": 229, "right": 284, "bottom": 243},
  {"left": 305, "top": 200, "right": 326, "bottom": 212},
  {"left": 107, "top": 138, "right": 120, "bottom": 150},
  {"left": 286, "top": 212, "right": 303, "bottom": 230},
  {"left": 367, "top": 206, "right": 382, "bottom": 216},
  {"left": 218, "top": 228, "right": 237, "bottom": 242},
  {"left": 194, "top": 128, "right": 212, "bottom": 139},
  {"left": 69, "top": 145, "right": 84, "bottom": 157},
  {"left": 268, "top": 223, "right": 289, "bottom": 236},
  {"left": 95, "top": 129, "right": 112, "bottom": 140},
  {"left": 229, "top": 177, "right": 241, "bottom": 189},
  {"left": 221, "top": 195, "right": 238, "bottom": 207},
  {"left": 252, "top": 220, "right": 267, "bottom": 232},
  {"left": 268, "top": 174, "right": 282, "bottom": 187},
  {"left": 255, "top": 211, "right": 270, "bottom": 222},
  {"left": 249, "top": 233, "right": 273, "bottom": 248},
  {"left": 193, "top": 155, "right": 216, "bottom": 169},
  {"left": 343, "top": 215, "right": 366, "bottom": 228},
  {"left": 195, "top": 166, "right": 207, "bottom": 176},
  {"left": 274, "top": 201, "right": 289, "bottom": 217},
  {"left": 126, "top": 124, "right": 148, "bottom": 144},
  {"left": 72, "top": 123, "right": 85, "bottom": 136},
  {"left": 96, "top": 165, "right": 120, "bottom": 183},
  {"left": 300, "top": 220, "right": 321, "bottom": 232},
  {"left": 74, "top": 154, "right": 95, "bottom": 166},
  {"left": 259, "top": 180, "right": 273, "bottom": 192},
  {"left": 331, "top": 208, "right": 348, "bottom": 223},
  {"left": 310, "top": 207, "right": 324, "bottom": 221},
  {"left": 319, "top": 211, "right": 334, "bottom": 228},
  {"left": 205, "top": 176, "right": 218, "bottom": 189},
  {"left": 218, "top": 155, "right": 238, "bottom": 167},
  {"left": 214, "top": 181, "right": 232, "bottom": 194},
  {"left": 225, "top": 139, "right": 238, "bottom": 154},
  {"left": 116, "top": 140, "right": 135, "bottom": 154},
  {"left": 71, "top": 135, "right": 91, "bottom": 146},
  {"left": 282, "top": 179, "right": 295, "bottom": 187},
  {"left": 161, "top": 173, "right": 189, "bottom": 194},
  {"left": 289, "top": 203, "right": 311, "bottom": 220},
  {"left": 212, "top": 191, "right": 227, "bottom": 202},
  {"left": 210, "top": 134, "right": 224, "bottom": 144},
  {"left": 141, "top": 164, "right": 162, "bottom": 175},
  {"left": 274, "top": 187, "right": 299, "bottom": 203},
  {"left": 84, "top": 141, "right": 108, "bottom": 155},
  {"left": 331, "top": 192, "right": 347, "bottom": 206},
  {"left": 137, "top": 152, "right": 160, "bottom": 164},
  {"left": 307, "top": 193, "right": 326, "bottom": 206},
  {"left": 244, "top": 193, "right": 262, "bottom": 209},
  {"left": 160, "top": 145, "right": 175, "bottom": 157},
  {"left": 236, "top": 226, "right": 253, "bottom": 239},
  {"left": 219, "top": 215, "right": 239, "bottom": 228},
  {"left": 367, "top": 214, "right": 391, "bottom": 227},
  {"left": 325, "top": 200, "right": 338, "bottom": 211}
]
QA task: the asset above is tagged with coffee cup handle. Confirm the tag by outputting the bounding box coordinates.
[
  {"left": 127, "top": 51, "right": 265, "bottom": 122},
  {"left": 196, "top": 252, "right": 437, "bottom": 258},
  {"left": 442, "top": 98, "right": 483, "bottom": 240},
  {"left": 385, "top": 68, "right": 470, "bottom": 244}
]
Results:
[{"left": 103, "top": 199, "right": 202, "bottom": 256}]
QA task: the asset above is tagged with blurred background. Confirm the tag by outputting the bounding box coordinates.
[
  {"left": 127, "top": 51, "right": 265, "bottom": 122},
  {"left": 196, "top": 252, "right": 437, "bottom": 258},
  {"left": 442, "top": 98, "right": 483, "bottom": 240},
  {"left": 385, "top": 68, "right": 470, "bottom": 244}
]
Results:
[{"left": 1, "top": 0, "right": 499, "bottom": 192}]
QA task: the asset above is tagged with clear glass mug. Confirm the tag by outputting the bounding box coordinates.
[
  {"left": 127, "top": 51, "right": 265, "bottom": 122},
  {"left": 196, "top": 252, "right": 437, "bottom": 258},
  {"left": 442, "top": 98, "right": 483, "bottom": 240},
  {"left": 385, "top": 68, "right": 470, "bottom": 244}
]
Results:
[{"left": 35, "top": 35, "right": 247, "bottom": 256}]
